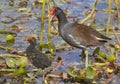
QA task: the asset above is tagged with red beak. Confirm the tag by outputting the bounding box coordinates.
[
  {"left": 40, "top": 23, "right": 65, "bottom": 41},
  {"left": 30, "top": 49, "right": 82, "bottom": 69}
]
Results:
[
  {"left": 49, "top": 7, "right": 55, "bottom": 22},
  {"left": 24, "top": 40, "right": 29, "bottom": 44}
]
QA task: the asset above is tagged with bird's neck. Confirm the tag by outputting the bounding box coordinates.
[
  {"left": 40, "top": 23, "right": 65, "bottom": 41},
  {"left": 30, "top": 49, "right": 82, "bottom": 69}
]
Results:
[
  {"left": 29, "top": 43, "right": 36, "bottom": 49},
  {"left": 57, "top": 12, "right": 68, "bottom": 29}
]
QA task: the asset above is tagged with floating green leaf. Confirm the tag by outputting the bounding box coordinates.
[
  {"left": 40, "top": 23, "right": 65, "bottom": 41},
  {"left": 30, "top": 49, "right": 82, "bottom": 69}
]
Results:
[
  {"left": 92, "top": 47, "right": 100, "bottom": 56},
  {"left": 43, "top": 41, "right": 56, "bottom": 54},
  {"left": 15, "top": 58, "right": 22, "bottom": 66},
  {"left": 6, "top": 35, "right": 15, "bottom": 44},
  {"left": 96, "top": 55, "right": 106, "bottom": 62},
  {"left": 99, "top": 51, "right": 106, "bottom": 59},
  {"left": 85, "top": 66, "right": 95, "bottom": 79},
  {"left": 68, "top": 67, "right": 90, "bottom": 81},
  {"left": 0, "top": 30, "right": 16, "bottom": 35},
  {"left": 6, "top": 57, "right": 28, "bottom": 68},
  {"left": 9, "top": 0, "right": 14, "bottom": 6},
  {"left": 75, "top": 76, "right": 88, "bottom": 80},
  {"left": 68, "top": 67, "right": 77, "bottom": 77},
  {"left": 14, "top": 67, "right": 26, "bottom": 76},
  {"left": 20, "top": 57, "right": 28, "bottom": 67},
  {"left": 6, "top": 58, "right": 16, "bottom": 68},
  {"left": 106, "top": 54, "right": 115, "bottom": 62},
  {"left": 14, "top": 57, "right": 27, "bottom": 67}
]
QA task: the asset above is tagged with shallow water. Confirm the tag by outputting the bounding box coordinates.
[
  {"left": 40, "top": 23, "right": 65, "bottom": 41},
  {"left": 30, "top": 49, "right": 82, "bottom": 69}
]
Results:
[{"left": 0, "top": 0, "right": 119, "bottom": 84}]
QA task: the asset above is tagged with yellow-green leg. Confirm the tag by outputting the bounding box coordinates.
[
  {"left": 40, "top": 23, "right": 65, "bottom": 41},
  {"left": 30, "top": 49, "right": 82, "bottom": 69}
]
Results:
[
  {"left": 83, "top": 49, "right": 88, "bottom": 68},
  {"left": 81, "top": 49, "right": 89, "bottom": 68}
]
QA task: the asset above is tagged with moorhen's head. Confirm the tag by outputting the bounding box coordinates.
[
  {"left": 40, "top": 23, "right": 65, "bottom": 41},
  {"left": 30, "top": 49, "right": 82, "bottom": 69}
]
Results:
[
  {"left": 50, "top": 7, "right": 63, "bottom": 19},
  {"left": 25, "top": 37, "right": 37, "bottom": 46}
]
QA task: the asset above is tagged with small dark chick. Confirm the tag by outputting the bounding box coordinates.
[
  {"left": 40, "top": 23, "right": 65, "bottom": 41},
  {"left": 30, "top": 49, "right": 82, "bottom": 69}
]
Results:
[{"left": 25, "top": 37, "right": 52, "bottom": 69}]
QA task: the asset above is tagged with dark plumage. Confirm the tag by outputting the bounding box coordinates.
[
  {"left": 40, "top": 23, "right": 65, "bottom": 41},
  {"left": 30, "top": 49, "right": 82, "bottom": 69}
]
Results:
[
  {"left": 25, "top": 37, "right": 52, "bottom": 69},
  {"left": 50, "top": 7, "right": 111, "bottom": 49}
]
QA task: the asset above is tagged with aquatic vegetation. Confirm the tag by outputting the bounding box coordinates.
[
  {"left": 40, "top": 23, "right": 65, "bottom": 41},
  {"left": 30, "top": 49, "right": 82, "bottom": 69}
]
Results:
[{"left": 0, "top": 0, "right": 120, "bottom": 84}]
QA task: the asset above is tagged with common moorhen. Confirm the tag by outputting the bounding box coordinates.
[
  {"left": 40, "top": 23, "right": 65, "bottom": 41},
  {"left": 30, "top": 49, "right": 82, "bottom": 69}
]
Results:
[
  {"left": 25, "top": 37, "right": 52, "bottom": 69},
  {"left": 50, "top": 7, "right": 111, "bottom": 67}
]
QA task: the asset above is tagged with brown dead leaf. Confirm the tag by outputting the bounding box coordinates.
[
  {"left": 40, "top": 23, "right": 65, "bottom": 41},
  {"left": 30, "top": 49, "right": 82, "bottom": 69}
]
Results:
[
  {"left": 50, "top": 29, "right": 59, "bottom": 35},
  {"left": 53, "top": 56, "right": 62, "bottom": 71},
  {"left": 62, "top": 72, "right": 68, "bottom": 79},
  {"left": 47, "top": 73, "right": 62, "bottom": 78}
]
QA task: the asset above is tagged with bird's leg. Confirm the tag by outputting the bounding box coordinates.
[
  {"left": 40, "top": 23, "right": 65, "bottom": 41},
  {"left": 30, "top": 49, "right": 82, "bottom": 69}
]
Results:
[
  {"left": 84, "top": 49, "right": 88, "bottom": 68},
  {"left": 80, "top": 50, "right": 85, "bottom": 68},
  {"left": 80, "top": 49, "right": 88, "bottom": 68}
]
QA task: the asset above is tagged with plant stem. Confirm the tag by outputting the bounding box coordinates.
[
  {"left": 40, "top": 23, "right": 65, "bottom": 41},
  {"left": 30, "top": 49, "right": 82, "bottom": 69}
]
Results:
[
  {"left": 52, "top": 0, "right": 57, "bottom": 6},
  {"left": 106, "top": 0, "right": 111, "bottom": 36},
  {"left": 47, "top": 1, "right": 51, "bottom": 41},
  {"left": 80, "top": 0, "right": 98, "bottom": 24},
  {"left": 39, "top": 0, "right": 46, "bottom": 50}
]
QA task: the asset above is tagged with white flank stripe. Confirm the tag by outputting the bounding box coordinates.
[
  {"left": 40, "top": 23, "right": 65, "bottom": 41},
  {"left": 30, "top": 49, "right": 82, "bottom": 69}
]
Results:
[
  {"left": 95, "top": 36, "right": 106, "bottom": 41},
  {"left": 68, "top": 34, "right": 86, "bottom": 48}
]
